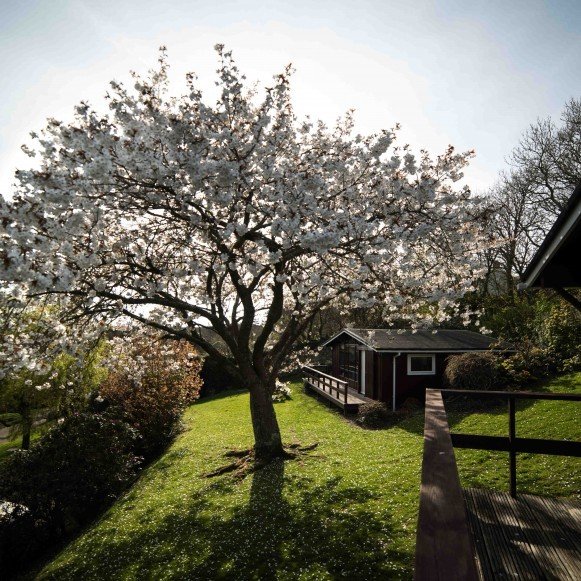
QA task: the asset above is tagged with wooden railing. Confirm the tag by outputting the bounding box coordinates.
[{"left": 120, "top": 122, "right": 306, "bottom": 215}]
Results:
[
  {"left": 415, "top": 388, "right": 581, "bottom": 580},
  {"left": 302, "top": 366, "right": 349, "bottom": 407},
  {"left": 415, "top": 389, "right": 479, "bottom": 581},
  {"left": 442, "top": 388, "right": 581, "bottom": 497}
]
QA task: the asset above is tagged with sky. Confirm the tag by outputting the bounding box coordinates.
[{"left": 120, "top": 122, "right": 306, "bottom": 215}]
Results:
[{"left": 0, "top": 0, "right": 579, "bottom": 196}]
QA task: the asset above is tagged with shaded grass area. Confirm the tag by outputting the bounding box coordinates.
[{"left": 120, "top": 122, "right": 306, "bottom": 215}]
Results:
[
  {"left": 40, "top": 373, "right": 580, "bottom": 579},
  {"left": 0, "top": 425, "right": 50, "bottom": 462}
]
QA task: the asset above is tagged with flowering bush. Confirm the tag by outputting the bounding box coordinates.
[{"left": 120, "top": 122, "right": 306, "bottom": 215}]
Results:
[
  {"left": 98, "top": 334, "right": 202, "bottom": 458},
  {"left": 272, "top": 380, "right": 291, "bottom": 402},
  {"left": 562, "top": 352, "right": 581, "bottom": 373},
  {"left": 500, "top": 346, "right": 559, "bottom": 386}
]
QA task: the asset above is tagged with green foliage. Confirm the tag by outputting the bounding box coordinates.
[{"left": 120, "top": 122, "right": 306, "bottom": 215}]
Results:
[
  {"left": 476, "top": 290, "right": 581, "bottom": 382},
  {"left": 0, "top": 339, "right": 108, "bottom": 450},
  {"left": 445, "top": 352, "right": 507, "bottom": 391},
  {"left": 38, "top": 377, "right": 580, "bottom": 579},
  {"left": 0, "top": 413, "right": 141, "bottom": 574},
  {"left": 50, "top": 341, "right": 109, "bottom": 417}
]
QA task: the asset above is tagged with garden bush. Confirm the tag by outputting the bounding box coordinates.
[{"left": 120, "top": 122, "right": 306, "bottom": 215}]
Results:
[
  {"left": 444, "top": 352, "right": 506, "bottom": 391},
  {"left": 99, "top": 335, "right": 203, "bottom": 458},
  {"left": 0, "top": 501, "right": 50, "bottom": 577},
  {"left": 501, "top": 345, "right": 559, "bottom": 386},
  {"left": 0, "top": 413, "right": 140, "bottom": 574},
  {"left": 355, "top": 401, "right": 394, "bottom": 429}
]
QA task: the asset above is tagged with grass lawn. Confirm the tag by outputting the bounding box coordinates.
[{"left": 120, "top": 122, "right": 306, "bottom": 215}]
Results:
[
  {"left": 450, "top": 372, "right": 581, "bottom": 497},
  {"left": 39, "top": 373, "right": 581, "bottom": 580}
]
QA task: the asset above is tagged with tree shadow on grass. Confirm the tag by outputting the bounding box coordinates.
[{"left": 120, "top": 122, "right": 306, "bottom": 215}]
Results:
[{"left": 43, "top": 460, "right": 411, "bottom": 580}]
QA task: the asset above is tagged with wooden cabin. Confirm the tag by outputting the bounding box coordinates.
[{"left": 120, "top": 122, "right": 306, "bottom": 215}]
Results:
[{"left": 322, "top": 328, "right": 501, "bottom": 410}]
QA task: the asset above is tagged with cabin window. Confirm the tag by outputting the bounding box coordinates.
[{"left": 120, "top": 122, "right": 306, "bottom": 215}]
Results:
[
  {"left": 338, "top": 343, "right": 359, "bottom": 381},
  {"left": 407, "top": 354, "right": 435, "bottom": 375}
]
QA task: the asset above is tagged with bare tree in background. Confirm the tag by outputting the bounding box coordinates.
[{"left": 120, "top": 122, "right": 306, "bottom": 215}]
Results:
[{"left": 486, "top": 98, "right": 581, "bottom": 293}]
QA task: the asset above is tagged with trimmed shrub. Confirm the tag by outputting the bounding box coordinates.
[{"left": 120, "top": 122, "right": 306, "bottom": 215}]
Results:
[
  {"left": 444, "top": 352, "right": 506, "bottom": 391},
  {"left": 355, "top": 402, "right": 394, "bottom": 429},
  {"left": 99, "top": 336, "right": 202, "bottom": 458}
]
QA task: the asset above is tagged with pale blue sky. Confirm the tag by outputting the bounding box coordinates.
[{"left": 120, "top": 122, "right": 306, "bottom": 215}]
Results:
[{"left": 1, "top": 0, "right": 579, "bottom": 194}]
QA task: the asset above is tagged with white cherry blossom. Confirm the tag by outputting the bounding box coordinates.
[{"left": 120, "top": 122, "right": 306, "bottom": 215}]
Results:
[{"left": 0, "top": 46, "right": 493, "bottom": 459}]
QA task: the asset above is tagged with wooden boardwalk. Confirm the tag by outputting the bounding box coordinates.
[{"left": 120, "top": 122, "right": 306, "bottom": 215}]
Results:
[
  {"left": 302, "top": 366, "right": 368, "bottom": 413},
  {"left": 464, "top": 488, "right": 581, "bottom": 580},
  {"left": 304, "top": 381, "right": 368, "bottom": 413}
]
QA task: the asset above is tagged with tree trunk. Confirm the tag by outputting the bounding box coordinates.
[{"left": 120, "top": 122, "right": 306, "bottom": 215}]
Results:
[
  {"left": 21, "top": 417, "right": 32, "bottom": 450},
  {"left": 249, "top": 384, "right": 285, "bottom": 462}
]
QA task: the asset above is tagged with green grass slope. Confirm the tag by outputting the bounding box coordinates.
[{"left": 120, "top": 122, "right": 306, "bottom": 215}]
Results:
[{"left": 40, "top": 374, "right": 580, "bottom": 580}]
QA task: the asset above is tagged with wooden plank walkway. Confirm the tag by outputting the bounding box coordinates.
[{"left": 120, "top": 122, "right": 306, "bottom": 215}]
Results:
[
  {"left": 304, "top": 380, "right": 368, "bottom": 412},
  {"left": 464, "top": 488, "right": 581, "bottom": 580},
  {"left": 302, "top": 366, "right": 369, "bottom": 413}
]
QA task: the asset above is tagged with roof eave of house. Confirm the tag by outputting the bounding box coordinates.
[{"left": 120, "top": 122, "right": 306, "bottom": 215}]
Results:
[
  {"left": 519, "top": 182, "right": 581, "bottom": 290},
  {"left": 375, "top": 348, "right": 512, "bottom": 353},
  {"left": 319, "top": 328, "right": 372, "bottom": 349}
]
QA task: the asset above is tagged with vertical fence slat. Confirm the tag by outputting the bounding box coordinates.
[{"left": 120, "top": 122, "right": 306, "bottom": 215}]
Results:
[{"left": 508, "top": 395, "right": 517, "bottom": 498}]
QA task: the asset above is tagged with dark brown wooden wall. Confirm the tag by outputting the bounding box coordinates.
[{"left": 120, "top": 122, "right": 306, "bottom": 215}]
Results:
[
  {"left": 331, "top": 346, "right": 340, "bottom": 376},
  {"left": 329, "top": 342, "right": 464, "bottom": 406},
  {"left": 394, "top": 353, "right": 456, "bottom": 402}
]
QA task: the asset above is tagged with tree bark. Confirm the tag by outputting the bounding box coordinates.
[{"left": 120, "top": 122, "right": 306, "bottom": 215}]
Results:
[
  {"left": 18, "top": 400, "right": 33, "bottom": 451},
  {"left": 248, "top": 384, "right": 285, "bottom": 461},
  {"left": 21, "top": 416, "right": 32, "bottom": 450}
]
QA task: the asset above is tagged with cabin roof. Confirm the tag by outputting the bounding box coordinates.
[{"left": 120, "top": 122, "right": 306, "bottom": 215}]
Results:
[
  {"left": 322, "top": 328, "right": 503, "bottom": 351},
  {"left": 520, "top": 181, "right": 581, "bottom": 289}
]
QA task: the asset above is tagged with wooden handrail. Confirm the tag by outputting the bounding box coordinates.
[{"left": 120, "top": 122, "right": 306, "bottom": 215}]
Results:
[
  {"left": 414, "top": 389, "right": 479, "bottom": 580},
  {"left": 302, "top": 366, "right": 348, "bottom": 386},
  {"left": 303, "top": 366, "right": 349, "bottom": 403},
  {"left": 415, "top": 387, "right": 581, "bottom": 579},
  {"left": 441, "top": 388, "right": 581, "bottom": 497},
  {"left": 440, "top": 388, "right": 581, "bottom": 401}
]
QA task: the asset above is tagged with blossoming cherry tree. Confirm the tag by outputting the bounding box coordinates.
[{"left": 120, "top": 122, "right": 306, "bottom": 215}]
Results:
[{"left": 1, "top": 46, "right": 491, "bottom": 460}]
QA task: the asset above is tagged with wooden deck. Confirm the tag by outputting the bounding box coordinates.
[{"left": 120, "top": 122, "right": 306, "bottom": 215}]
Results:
[
  {"left": 302, "top": 366, "right": 368, "bottom": 413},
  {"left": 464, "top": 488, "right": 581, "bottom": 580},
  {"left": 415, "top": 389, "right": 581, "bottom": 580}
]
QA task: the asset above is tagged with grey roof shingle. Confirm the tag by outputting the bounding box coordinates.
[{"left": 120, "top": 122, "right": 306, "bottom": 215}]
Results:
[{"left": 338, "top": 328, "right": 501, "bottom": 351}]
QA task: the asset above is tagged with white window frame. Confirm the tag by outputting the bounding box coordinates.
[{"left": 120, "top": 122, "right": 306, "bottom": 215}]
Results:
[{"left": 407, "top": 353, "right": 436, "bottom": 375}]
